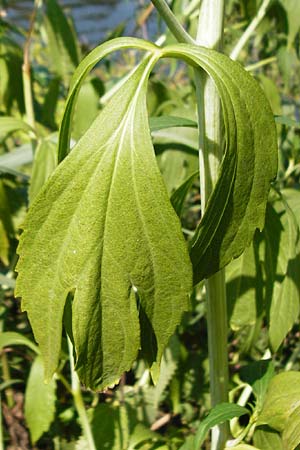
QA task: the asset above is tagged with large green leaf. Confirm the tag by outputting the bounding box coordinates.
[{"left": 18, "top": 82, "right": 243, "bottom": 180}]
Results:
[
  {"left": 16, "top": 37, "right": 277, "bottom": 389},
  {"left": 16, "top": 39, "right": 192, "bottom": 390},
  {"left": 24, "top": 356, "right": 56, "bottom": 443},
  {"left": 159, "top": 45, "right": 277, "bottom": 283}
]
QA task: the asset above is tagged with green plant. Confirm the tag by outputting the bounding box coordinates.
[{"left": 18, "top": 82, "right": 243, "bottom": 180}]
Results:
[{"left": 1, "top": 0, "right": 300, "bottom": 449}]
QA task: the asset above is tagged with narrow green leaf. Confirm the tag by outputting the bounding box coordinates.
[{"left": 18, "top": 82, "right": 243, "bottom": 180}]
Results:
[
  {"left": 170, "top": 171, "right": 198, "bottom": 216},
  {"left": 164, "top": 46, "right": 277, "bottom": 283},
  {"left": 16, "top": 49, "right": 192, "bottom": 389},
  {"left": 279, "top": 0, "right": 300, "bottom": 47},
  {"left": 0, "top": 331, "right": 39, "bottom": 354},
  {"left": 193, "top": 403, "right": 248, "bottom": 449},
  {"left": 257, "top": 371, "right": 300, "bottom": 432},
  {"left": 149, "top": 115, "right": 197, "bottom": 132},
  {"left": 254, "top": 426, "right": 284, "bottom": 450},
  {"left": 43, "top": 0, "right": 80, "bottom": 78},
  {"left": 25, "top": 356, "right": 56, "bottom": 443},
  {"left": 29, "top": 138, "right": 57, "bottom": 203},
  {"left": 282, "top": 405, "right": 300, "bottom": 450}
]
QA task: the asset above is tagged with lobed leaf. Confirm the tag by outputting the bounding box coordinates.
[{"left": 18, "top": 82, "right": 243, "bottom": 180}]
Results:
[
  {"left": 16, "top": 37, "right": 277, "bottom": 389},
  {"left": 16, "top": 42, "right": 192, "bottom": 389}
]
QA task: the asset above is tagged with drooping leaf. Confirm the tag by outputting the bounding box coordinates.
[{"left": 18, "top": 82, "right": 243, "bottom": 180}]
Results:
[
  {"left": 25, "top": 355, "right": 56, "bottom": 443},
  {"left": 0, "top": 116, "right": 34, "bottom": 140},
  {"left": 257, "top": 371, "right": 300, "bottom": 432},
  {"left": 16, "top": 39, "right": 192, "bottom": 390},
  {"left": 0, "top": 331, "right": 39, "bottom": 354},
  {"left": 16, "top": 37, "right": 277, "bottom": 390},
  {"left": 160, "top": 45, "right": 277, "bottom": 283}
]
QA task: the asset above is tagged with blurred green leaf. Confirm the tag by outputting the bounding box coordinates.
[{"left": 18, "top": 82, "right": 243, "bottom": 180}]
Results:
[
  {"left": 0, "top": 331, "right": 39, "bottom": 353},
  {"left": 149, "top": 116, "right": 197, "bottom": 132},
  {"left": 282, "top": 405, "right": 300, "bottom": 450},
  {"left": 257, "top": 371, "right": 300, "bottom": 432},
  {"left": 25, "top": 355, "right": 56, "bottom": 443},
  {"left": 275, "top": 115, "right": 300, "bottom": 128},
  {"left": 254, "top": 426, "right": 283, "bottom": 450},
  {"left": 226, "top": 240, "right": 262, "bottom": 329},
  {"left": 29, "top": 138, "right": 57, "bottom": 203},
  {"left": 264, "top": 199, "right": 300, "bottom": 351},
  {"left": 43, "top": 0, "right": 80, "bottom": 79},
  {"left": 279, "top": 0, "right": 300, "bottom": 47},
  {"left": 0, "top": 116, "right": 34, "bottom": 140}
]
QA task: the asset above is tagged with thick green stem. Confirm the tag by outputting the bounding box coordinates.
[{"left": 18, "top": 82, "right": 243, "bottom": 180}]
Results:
[
  {"left": 67, "top": 338, "right": 96, "bottom": 450},
  {"left": 151, "top": 1, "right": 228, "bottom": 448},
  {"left": 196, "top": 1, "right": 229, "bottom": 449}
]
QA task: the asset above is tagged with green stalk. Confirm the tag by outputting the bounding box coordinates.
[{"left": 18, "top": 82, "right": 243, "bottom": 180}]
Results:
[
  {"left": 151, "top": 1, "right": 228, "bottom": 448},
  {"left": 67, "top": 338, "right": 96, "bottom": 450},
  {"left": 196, "top": 2, "right": 229, "bottom": 449},
  {"left": 22, "top": 0, "right": 40, "bottom": 130}
]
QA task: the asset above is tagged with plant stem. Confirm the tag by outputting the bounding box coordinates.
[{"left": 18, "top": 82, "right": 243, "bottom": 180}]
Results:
[
  {"left": 151, "top": 1, "right": 228, "bottom": 448},
  {"left": 22, "top": 0, "right": 39, "bottom": 130},
  {"left": 196, "top": 1, "right": 229, "bottom": 449},
  {"left": 230, "top": 0, "right": 271, "bottom": 61},
  {"left": 150, "top": 0, "right": 195, "bottom": 44},
  {"left": 67, "top": 338, "right": 96, "bottom": 450}
]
